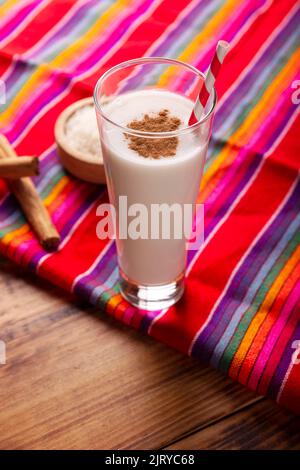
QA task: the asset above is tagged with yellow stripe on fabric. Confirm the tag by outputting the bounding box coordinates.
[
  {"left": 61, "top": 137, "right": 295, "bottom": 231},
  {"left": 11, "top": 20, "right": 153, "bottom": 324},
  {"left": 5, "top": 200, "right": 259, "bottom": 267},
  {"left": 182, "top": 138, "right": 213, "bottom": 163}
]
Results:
[
  {"left": 0, "top": 0, "right": 133, "bottom": 125},
  {"left": 158, "top": 0, "right": 237, "bottom": 87},
  {"left": 0, "top": 0, "right": 21, "bottom": 16},
  {"left": 43, "top": 176, "right": 69, "bottom": 206},
  {"left": 2, "top": 223, "right": 30, "bottom": 244},
  {"left": 199, "top": 47, "right": 300, "bottom": 201},
  {"left": 229, "top": 245, "right": 300, "bottom": 378},
  {"left": 107, "top": 295, "right": 123, "bottom": 313},
  {"left": 7, "top": 230, "right": 33, "bottom": 249}
]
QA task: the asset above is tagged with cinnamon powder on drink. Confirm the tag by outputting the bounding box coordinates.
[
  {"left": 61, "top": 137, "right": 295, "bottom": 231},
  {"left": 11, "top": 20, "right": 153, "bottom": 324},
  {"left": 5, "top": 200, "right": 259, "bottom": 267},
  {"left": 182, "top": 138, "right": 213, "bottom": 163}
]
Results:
[{"left": 125, "top": 109, "right": 181, "bottom": 158}]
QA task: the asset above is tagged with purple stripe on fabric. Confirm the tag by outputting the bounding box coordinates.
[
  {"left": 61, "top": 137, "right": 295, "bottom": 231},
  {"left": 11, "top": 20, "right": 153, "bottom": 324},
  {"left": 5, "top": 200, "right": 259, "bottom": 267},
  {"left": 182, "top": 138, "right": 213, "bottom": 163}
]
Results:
[
  {"left": 191, "top": 177, "right": 300, "bottom": 361},
  {"left": 37, "top": 149, "right": 60, "bottom": 176},
  {"left": 74, "top": 242, "right": 117, "bottom": 299},
  {"left": 2, "top": 59, "right": 32, "bottom": 91},
  {"left": 140, "top": 308, "right": 161, "bottom": 333},
  {"left": 268, "top": 310, "right": 300, "bottom": 400}
]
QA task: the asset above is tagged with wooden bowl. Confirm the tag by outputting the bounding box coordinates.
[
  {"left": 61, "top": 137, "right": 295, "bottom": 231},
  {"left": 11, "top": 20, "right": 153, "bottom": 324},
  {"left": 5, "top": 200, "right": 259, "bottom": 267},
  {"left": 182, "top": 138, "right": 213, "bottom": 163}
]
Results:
[{"left": 55, "top": 97, "right": 106, "bottom": 184}]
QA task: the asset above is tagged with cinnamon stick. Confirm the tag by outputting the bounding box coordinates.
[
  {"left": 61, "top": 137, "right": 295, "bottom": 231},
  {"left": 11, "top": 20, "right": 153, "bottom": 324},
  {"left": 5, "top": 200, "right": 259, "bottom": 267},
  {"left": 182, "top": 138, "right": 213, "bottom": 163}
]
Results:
[
  {"left": 0, "top": 135, "right": 60, "bottom": 251},
  {"left": 0, "top": 156, "right": 39, "bottom": 178}
]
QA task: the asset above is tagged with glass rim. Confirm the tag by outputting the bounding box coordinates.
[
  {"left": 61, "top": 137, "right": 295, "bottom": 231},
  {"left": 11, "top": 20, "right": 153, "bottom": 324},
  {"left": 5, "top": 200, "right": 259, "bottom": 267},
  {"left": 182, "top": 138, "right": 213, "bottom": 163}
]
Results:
[{"left": 93, "top": 57, "right": 217, "bottom": 138}]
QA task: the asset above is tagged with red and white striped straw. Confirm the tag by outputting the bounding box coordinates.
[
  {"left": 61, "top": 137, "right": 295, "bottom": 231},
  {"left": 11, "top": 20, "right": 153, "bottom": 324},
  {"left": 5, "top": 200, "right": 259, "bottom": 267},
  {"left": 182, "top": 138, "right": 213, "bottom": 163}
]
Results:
[{"left": 188, "top": 40, "right": 230, "bottom": 125}]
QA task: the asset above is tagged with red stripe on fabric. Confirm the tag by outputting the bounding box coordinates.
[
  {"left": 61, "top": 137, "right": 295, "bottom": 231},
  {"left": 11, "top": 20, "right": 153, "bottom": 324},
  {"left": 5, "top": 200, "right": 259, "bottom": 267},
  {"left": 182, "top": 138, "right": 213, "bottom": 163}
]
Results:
[
  {"left": 278, "top": 356, "right": 300, "bottom": 414},
  {"left": 0, "top": 50, "right": 11, "bottom": 77},
  {"left": 269, "top": 110, "right": 300, "bottom": 171},
  {"left": 149, "top": 117, "right": 300, "bottom": 355},
  {"left": 122, "top": 305, "right": 139, "bottom": 327},
  {"left": 131, "top": 309, "right": 146, "bottom": 330},
  {"left": 114, "top": 301, "right": 128, "bottom": 321},
  {"left": 215, "top": 0, "right": 298, "bottom": 100},
  {"left": 2, "top": 0, "right": 77, "bottom": 55}
]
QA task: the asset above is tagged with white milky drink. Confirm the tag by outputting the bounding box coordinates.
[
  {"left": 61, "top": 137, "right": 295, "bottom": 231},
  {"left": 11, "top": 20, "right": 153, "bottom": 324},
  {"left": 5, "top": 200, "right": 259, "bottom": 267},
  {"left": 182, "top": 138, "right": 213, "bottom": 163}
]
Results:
[
  {"left": 94, "top": 57, "right": 216, "bottom": 310},
  {"left": 99, "top": 89, "right": 208, "bottom": 286}
]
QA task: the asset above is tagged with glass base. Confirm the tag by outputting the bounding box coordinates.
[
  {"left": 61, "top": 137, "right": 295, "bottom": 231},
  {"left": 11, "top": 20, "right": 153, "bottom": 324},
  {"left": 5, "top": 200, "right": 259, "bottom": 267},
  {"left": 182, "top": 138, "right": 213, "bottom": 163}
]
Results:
[{"left": 119, "top": 271, "right": 185, "bottom": 311}]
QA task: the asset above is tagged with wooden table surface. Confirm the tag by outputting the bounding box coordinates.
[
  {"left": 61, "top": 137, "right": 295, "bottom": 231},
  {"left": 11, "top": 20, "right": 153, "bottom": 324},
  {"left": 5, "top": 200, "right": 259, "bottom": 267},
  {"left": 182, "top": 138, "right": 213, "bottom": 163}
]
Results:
[{"left": 0, "top": 256, "right": 299, "bottom": 450}]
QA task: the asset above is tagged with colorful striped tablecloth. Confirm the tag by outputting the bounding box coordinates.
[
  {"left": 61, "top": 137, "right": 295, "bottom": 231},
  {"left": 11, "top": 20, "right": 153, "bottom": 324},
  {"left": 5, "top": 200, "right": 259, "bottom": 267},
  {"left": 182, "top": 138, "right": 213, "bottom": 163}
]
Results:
[{"left": 0, "top": 0, "right": 299, "bottom": 413}]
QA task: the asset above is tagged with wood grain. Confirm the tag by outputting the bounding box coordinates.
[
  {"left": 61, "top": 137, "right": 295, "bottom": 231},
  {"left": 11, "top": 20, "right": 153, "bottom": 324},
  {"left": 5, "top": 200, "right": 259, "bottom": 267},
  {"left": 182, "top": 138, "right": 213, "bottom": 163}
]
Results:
[
  {"left": 167, "top": 400, "right": 300, "bottom": 450},
  {"left": 0, "top": 257, "right": 260, "bottom": 450},
  {"left": 0, "top": 258, "right": 255, "bottom": 449}
]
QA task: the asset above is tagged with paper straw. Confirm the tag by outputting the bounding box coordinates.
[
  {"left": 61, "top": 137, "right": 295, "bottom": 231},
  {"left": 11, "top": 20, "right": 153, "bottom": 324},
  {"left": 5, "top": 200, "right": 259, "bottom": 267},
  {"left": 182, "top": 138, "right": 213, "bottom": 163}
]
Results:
[{"left": 188, "top": 40, "right": 230, "bottom": 125}]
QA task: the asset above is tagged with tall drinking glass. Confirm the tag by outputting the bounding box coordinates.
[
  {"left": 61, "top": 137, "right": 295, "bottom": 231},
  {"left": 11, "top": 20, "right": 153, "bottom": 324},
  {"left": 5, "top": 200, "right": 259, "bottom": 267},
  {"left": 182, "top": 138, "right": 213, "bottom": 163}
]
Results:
[{"left": 94, "top": 57, "right": 216, "bottom": 311}]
